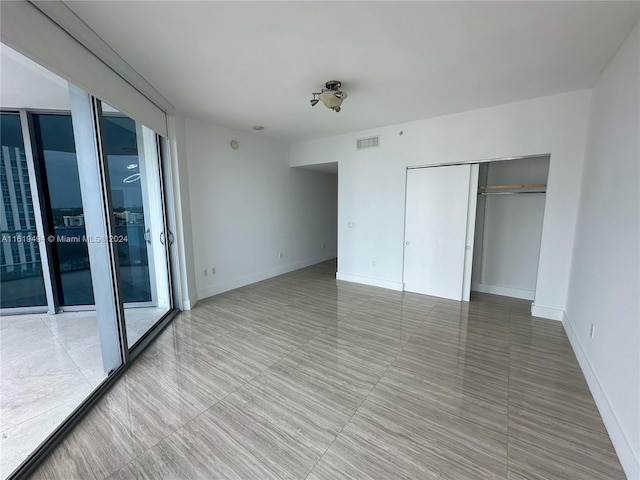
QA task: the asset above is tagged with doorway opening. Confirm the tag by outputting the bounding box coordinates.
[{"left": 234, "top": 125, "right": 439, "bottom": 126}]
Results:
[{"left": 292, "top": 161, "right": 338, "bottom": 276}]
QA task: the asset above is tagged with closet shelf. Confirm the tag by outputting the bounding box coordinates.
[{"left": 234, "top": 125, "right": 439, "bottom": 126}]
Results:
[
  {"left": 478, "top": 183, "right": 547, "bottom": 195},
  {"left": 478, "top": 183, "right": 547, "bottom": 191}
]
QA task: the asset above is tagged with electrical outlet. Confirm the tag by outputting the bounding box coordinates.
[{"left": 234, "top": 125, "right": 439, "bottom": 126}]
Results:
[
  {"left": 211, "top": 267, "right": 216, "bottom": 275},
  {"left": 279, "top": 252, "right": 284, "bottom": 259},
  {"left": 322, "top": 242, "right": 326, "bottom": 249},
  {"left": 590, "top": 324, "right": 595, "bottom": 339},
  {"left": 204, "top": 269, "right": 208, "bottom": 276},
  {"left": 372, "top": 260, "right": 376, "bottom": 267}
]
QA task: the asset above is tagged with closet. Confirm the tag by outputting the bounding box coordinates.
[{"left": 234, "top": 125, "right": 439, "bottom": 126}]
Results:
[{"left": 471, "top": 156, "right": 550, "bottom": 300}]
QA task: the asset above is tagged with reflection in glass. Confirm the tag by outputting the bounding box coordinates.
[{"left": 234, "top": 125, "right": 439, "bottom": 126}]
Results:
[
  {"left": 32, "top": 114, "right": 94, "bottom": 305},
  {"left": 0, "top": 113, "right": 47, "bottom": 308}
]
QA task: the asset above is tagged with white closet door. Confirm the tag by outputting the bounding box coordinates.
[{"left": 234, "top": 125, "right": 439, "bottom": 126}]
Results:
[{"left": 403, "top": 164, "right": 474, "bottom": 301}]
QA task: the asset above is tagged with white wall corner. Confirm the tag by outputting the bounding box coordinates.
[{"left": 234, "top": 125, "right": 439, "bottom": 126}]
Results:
[
  {"left": 562, "top": 311, "right": 640, "bottom": 480},
  {"left": 336, "top": 272, "right": 403, "bottom": 291},
  {"left": 182, "top": 291, "right": 198, "bottom": 311},
  {"left": 530, "top": 303, "right": 564, "bottom": 321}
]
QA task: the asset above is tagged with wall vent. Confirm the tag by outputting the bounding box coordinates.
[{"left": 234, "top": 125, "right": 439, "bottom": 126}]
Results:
[{"left": 356, "top": 136, "right": 379, "bottom": 149}]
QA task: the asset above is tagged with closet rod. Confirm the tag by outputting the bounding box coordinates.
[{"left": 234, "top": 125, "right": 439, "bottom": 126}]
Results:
[{"left": 478, "top": 191, "right": 546, "bottom": 196}]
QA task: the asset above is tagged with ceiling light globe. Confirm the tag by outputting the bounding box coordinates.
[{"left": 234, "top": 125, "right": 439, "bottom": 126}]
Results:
[{"left": 319, "top": 90, "right": 345, "bottom": 109}]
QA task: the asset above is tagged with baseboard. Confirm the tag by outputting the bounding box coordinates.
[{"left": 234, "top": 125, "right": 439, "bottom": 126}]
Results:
[
  {"left": 335, "top": 272, "right": 403, "bottom": 291},
  {"left": 182, "top": 290, "right": 198, "bottom": 311},
  {"left": 197, "top": 254, "right": 337, "bottom": 300},
  {"left": 562, "top": 311, "right": 639, "bottom": 480},
  {"left": 530, "top": 303, "right": 564, "bottom": 321},
  {"left": 472, "top": 282, "right": 534, "bottom": 300}
]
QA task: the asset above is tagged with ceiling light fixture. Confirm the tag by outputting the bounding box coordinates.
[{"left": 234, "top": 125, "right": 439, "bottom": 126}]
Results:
[
  {"left": 310, "top": 81, "right": 347, "bottom": 112},
  {"left": 252, "top": 125, "right": 265, "bottom": 131}
]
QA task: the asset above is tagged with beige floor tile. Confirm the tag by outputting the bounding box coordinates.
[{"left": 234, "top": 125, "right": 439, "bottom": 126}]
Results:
[{"left": 21, "top": 262, "right": 625, "bottom": 480}]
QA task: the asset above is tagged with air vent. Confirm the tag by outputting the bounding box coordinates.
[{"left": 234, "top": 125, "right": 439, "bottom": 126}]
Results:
[{"left": 356, "top": 136, "right": 379, "bottom": 149}]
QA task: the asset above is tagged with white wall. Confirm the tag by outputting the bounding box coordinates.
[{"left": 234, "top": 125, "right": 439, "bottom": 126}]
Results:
[
  {"left": 291, "top": 90, "right": 591, "bottom": 317},
  {"left": 564, "top": 22, "right": 640, "bottom": 480},
  {"left": 186, "top": 119, "right": 338, "bottom": 300}
]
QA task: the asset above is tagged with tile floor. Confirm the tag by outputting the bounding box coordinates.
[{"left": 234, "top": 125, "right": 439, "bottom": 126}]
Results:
[
  {"left": 0, "top": 307, "right": 166, "bottom": 478},
  {"left": 23, "top": 260, "right": 625, "bottom": 480}
]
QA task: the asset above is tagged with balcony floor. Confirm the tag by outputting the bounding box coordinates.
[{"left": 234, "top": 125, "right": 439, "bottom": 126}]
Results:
[{"left": 0, "top": 306, "right": 165, "bottom": 477}]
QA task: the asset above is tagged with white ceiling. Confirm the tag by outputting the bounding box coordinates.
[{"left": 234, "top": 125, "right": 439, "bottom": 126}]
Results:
[{"left": 56, "top": 2, "right": 640, "bottom": 141}]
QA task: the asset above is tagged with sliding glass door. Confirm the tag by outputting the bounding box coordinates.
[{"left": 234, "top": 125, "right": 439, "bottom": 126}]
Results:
[
  {"left": 102, "top": 108, "right": 172, "bottom": 347},
  {"left": 24, "top": 110, "right": 173, "bottom": 337},
  {"left": 1, "top": 43, "right": 176, "bottom": 478},
  {"left": 0, "top": 104, "right": 125, "bottom": 477}
]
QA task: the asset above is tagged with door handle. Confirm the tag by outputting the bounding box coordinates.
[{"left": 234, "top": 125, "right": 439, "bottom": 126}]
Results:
[
  {"left": 160, "top": 231, "right": 174, "bottom": 246},
  {"left": 405, "top": 241, "right": 410, "bottom": 246}
]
